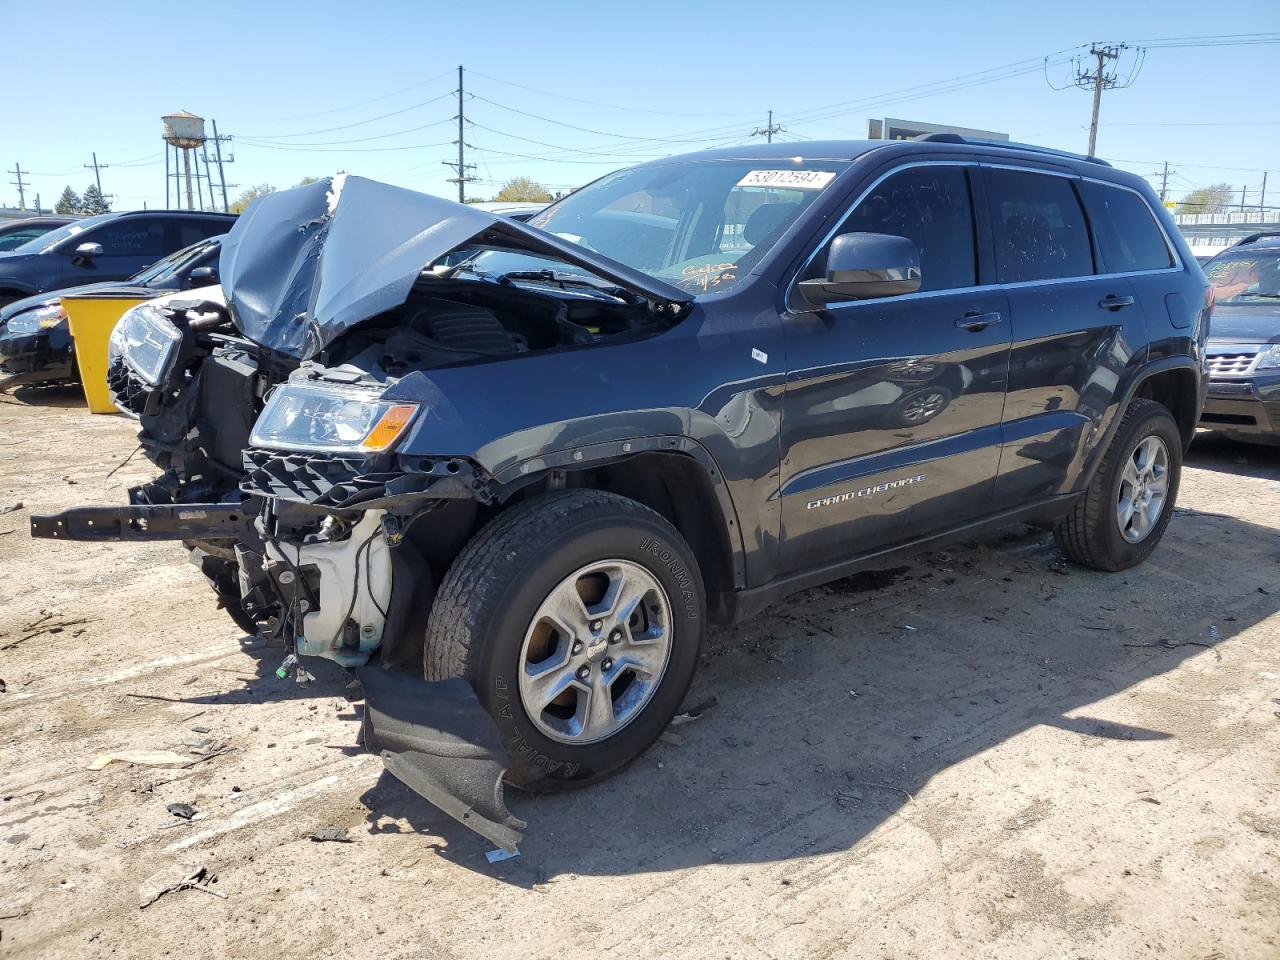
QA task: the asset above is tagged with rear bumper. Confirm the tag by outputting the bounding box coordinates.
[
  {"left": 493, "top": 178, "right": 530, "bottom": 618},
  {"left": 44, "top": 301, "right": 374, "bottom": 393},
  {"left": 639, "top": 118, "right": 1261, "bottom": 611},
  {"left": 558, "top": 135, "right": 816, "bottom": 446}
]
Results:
[{"left": 1199, "top": 375, "right": 1280, "bottom": 440}]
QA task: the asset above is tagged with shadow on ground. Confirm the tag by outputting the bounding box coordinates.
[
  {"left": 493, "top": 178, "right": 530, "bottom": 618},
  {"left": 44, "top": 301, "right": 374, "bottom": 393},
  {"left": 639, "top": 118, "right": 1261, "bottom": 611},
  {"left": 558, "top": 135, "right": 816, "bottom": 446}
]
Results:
[{"left": 353, "top": 500, "right": 1280, "bottom": 884}]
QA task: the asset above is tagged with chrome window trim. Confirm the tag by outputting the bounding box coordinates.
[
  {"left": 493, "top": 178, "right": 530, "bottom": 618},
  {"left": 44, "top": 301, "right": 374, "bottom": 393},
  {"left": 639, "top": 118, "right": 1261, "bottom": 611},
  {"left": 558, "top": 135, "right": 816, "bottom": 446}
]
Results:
[{"left": 787, "top": 158, "right": 1186, "bottom": 313}]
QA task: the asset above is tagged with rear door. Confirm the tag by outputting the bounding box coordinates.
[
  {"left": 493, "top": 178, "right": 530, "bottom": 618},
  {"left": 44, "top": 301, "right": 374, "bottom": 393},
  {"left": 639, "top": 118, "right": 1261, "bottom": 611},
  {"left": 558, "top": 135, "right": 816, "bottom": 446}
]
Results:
[
  {"left": 982, "top": 166, "right": 1148, "bottom": 506},
  {"left": 778, "top": 163, "right": 1011, "bottom": 572},
  {"left": 65, "top": 217, "right": 169, "bottom": 283}
]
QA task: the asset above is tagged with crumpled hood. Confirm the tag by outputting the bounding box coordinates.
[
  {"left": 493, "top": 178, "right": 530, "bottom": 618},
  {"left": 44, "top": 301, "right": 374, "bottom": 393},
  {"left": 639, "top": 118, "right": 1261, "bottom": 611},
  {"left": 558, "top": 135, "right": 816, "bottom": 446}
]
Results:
[
  {"left": 1207, "top": 304, "right": 1280, "bottom": 345},
  {"left": 218, "top": 175, "right": 691, "bottom": 361}
]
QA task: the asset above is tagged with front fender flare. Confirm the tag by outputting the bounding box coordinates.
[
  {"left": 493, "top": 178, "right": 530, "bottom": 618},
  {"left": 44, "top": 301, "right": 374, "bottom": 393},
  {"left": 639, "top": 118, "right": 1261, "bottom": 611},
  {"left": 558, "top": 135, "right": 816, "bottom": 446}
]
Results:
[{"left": 492, "top": 434, "right": 748, "bottom": 591}]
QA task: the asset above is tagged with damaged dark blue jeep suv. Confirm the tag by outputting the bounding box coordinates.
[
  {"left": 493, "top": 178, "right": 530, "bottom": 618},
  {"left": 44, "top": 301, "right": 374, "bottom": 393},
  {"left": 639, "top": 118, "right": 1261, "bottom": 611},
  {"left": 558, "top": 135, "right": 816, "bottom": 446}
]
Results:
[{"left": 33, "top": 137, "right": 1210, "bottom": 849}]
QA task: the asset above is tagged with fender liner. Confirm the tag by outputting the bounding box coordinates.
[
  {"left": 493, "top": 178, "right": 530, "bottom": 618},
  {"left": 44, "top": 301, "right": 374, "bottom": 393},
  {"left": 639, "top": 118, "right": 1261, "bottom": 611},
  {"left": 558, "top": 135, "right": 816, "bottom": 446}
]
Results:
[
  {"left": 1079, "top": 356, "right": 1203, "bottom": 490},
  {"left": 492, "top": 434, "right": 748, "bottom": 590}
]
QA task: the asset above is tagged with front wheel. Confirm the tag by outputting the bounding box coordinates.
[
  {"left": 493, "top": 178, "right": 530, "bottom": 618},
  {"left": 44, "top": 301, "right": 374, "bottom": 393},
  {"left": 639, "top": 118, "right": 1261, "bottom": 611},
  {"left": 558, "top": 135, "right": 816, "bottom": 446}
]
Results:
[
  {"left": 424, "top": 490, "right": 705, "bottom": 792},
  {"left": 1054, "top": 398, "right": 1182, "bottom": 571}
]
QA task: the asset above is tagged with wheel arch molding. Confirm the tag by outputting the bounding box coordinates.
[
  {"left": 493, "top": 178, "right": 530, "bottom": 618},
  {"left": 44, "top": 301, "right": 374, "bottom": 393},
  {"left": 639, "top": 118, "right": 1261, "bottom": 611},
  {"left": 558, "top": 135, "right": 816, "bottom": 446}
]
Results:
[{"left": 491, "top": 436, "right": 748, "bottom": 621}]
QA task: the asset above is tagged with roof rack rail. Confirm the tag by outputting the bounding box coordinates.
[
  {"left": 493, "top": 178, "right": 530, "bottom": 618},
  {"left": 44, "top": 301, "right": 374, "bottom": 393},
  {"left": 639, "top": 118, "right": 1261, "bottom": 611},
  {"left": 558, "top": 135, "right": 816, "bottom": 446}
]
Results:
[
  {"left": 912, "top": 133, "right": 1112, "bottom": 167},
  {"left": 1236, "top": 231, "right": 1280, "bottom": 246}
]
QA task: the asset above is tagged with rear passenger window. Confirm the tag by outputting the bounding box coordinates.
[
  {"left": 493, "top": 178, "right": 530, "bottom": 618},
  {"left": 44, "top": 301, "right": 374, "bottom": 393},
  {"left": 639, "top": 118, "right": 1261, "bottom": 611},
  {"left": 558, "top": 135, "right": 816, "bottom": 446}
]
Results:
[
  {"left": 986, "top": 169, "right": 1093, "bottom": 283},
  {"left": 178, "top": 220, "right": 229, "bottom": 247},
  {"left": 86, "top": 220, "right": 167, "bottom": 258},
  {"left": 1082, "top": 182, "right": 1174, "bottom": 273},
  {"left": 837, "top": 165, "right": 976, "bottom": 292}
]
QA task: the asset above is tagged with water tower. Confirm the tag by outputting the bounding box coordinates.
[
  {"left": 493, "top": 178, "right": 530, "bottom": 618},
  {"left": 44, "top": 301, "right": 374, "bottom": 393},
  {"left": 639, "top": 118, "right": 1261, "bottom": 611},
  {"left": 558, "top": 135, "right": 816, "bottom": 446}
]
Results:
[{"left": 162, "top": 110, "right": 206, "bottom": 210}]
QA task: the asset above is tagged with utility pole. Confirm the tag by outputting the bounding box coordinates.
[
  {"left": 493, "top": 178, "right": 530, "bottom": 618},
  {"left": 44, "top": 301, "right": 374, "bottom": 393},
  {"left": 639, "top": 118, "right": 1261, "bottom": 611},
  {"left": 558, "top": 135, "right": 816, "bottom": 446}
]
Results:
[
  {"left": 751, "top": 109, "right": 785, "bottom": 144},
  {"left": 1261, "top": 172, "right": 1268, "bottom": 213},
  {"left": 442, "top": 65, "right": 476, "bottom": 203},
  {"left": 1240, "top": 184, "right": 1247, "bottom": 212},
  {"left": 1078, "top": 44, "right": 1122, "bottom": 156},
  {"left": 210, "top": 119, "right": 231, "bottom": 213},
  {"left": 85, "top": 151, "right": 108, "bottom": 195},
  {"left": 1153, "top": 161, "right": 1175, "bottom": 203},
  {"left": 9, "top": 163, "right": 29, "bottom": 210}
]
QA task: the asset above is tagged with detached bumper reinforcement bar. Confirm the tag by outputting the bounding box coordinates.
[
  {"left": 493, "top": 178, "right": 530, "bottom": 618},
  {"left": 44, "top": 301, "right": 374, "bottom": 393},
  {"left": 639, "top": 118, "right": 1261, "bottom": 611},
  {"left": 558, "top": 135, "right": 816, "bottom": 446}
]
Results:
[{"left": 30, "top": 503, "right": 255, "bottom": 542}]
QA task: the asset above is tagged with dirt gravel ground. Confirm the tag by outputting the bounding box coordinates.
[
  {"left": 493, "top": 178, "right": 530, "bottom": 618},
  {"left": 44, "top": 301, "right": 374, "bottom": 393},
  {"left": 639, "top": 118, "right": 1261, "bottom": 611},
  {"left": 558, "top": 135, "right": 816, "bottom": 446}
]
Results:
[{"left": 0, "top": 387, "right": 1277, "bottom": 960}]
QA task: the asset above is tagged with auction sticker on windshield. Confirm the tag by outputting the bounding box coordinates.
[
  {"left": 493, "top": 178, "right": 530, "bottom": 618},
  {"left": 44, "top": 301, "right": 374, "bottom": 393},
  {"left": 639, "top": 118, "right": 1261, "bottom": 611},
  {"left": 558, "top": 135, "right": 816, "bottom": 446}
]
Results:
[{"left": 736, "top": 170, "right": 836, "bottom": 190}]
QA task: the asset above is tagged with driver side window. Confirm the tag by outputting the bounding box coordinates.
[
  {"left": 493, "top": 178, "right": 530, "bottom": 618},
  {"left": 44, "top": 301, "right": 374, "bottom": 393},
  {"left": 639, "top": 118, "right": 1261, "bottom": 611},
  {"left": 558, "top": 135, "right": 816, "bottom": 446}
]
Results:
[{"left": 813, "top": 165, "right": 978, "bottom": 293}]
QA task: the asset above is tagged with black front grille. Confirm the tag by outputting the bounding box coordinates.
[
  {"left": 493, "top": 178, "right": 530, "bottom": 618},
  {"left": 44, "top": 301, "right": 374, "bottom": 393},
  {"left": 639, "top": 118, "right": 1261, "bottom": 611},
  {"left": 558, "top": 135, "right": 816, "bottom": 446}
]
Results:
[
  {"left": 241, "top": 448, "right": 488, "bottom": 509},
  {"left": 106, "top": 357, "right": 153, "bottom": 415}
]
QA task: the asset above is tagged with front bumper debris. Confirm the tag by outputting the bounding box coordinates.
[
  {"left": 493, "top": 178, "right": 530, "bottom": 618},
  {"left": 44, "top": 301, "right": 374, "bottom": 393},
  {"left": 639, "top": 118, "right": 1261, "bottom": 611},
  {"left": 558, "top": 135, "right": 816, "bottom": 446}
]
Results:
[
  {"left": 359, "top": 667, "right": 526, "bottom": 851},
  {"left": 30, "top": 503, "right": 255, "bottom": 542}
]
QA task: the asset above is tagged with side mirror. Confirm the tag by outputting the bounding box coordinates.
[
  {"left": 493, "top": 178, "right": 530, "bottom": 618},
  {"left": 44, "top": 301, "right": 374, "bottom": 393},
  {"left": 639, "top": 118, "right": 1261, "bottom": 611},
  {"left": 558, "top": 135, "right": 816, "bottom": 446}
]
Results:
[
  {"left": 73, "top": 241, "right": 104, "bottom": 264},
  {"left": 188, "top": 265, "right": 218, "bottom": 287},
  {"left": 797, "top": 232, "right": 921, "bottom": 306}
]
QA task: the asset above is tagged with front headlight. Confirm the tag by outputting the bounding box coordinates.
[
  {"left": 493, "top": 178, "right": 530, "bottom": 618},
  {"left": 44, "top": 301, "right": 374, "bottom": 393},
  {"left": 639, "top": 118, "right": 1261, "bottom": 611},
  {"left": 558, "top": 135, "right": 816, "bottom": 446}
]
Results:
[
  {"left": 108, "top": 303, "right": 181, "bottom": 386},
  {"left": 4, "top": 304, "right": 66, "bottom": 335},
  {"left": 1256, "top": 344, "right": 1280, "bottom": 370},
  {"left": 250, "top": 382, "right": 419, "bottom": 454}
]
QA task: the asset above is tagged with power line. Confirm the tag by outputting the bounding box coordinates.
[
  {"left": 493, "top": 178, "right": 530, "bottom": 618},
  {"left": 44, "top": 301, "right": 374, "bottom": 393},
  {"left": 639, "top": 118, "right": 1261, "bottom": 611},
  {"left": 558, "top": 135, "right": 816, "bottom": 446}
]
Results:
[
  {"left": 463, "top": 68, "right": 761, "bottom": 118},
  {"left": 239, "top": 117, "right": 454, "bottom": 148},
  {"left": 251, "top": 68, "right": 457, "bottom": 123},
  {"left": 239, "top": 90, "right": 454, "bottom": 139}
]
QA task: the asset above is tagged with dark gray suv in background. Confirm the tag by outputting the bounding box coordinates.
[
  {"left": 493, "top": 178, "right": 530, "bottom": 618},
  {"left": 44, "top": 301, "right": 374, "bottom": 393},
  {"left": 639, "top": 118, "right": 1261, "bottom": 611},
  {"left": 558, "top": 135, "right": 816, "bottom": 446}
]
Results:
[
  {"left": 0, "top": 209, "right": 233, "bottom": 307},
  {"left": 1199, "top": 233, "right": 1280, "bottom": 443},
  {"left": 37, "top": 137, "right": 1210, "bottom": 847}
]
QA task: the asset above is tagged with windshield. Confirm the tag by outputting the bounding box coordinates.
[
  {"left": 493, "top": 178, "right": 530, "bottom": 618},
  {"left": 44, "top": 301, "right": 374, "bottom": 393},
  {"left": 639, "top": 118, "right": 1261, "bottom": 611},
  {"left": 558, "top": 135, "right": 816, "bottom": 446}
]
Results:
[
  {"left": 12, "top": 214, "right": 114, "bottom": 254},
  {"left": 130, "top": 237, "right": 221, "bottom": 284},
  {"left": 488, "top": 159, "right": 850, "bottom": 296},
  {"left": 1204, "top": 248, "right": 1280, "bottom": 304}
]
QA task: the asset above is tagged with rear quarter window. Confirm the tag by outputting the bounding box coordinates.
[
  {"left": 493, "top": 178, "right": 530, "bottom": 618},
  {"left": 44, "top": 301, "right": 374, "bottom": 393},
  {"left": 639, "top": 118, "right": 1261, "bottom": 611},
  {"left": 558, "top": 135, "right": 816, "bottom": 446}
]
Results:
[
  {"left": 986, "top": 169, "right": 1094, "bottom": 283},
  {"left": 1082, "top": 182, "right": 1174, "bottom": 273}
]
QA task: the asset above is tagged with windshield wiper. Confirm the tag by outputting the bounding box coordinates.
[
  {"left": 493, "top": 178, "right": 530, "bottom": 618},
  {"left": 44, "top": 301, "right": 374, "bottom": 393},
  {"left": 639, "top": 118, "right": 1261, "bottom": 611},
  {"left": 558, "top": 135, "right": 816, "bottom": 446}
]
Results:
[{"left": 496, "top": 270, "right": 633, "bottom": 301}]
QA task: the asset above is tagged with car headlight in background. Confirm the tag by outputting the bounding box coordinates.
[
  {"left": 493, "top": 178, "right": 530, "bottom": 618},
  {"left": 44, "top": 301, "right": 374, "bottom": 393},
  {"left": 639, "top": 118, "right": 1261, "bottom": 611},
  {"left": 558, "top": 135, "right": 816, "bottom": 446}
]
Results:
[
  {"left": 1256, "top": 344, "right": 1280, "bottom": 370},
  {"left": 4, "top": 304, "right": 67, "bottom": 335},
  {"left": 107, "top": 303, "right": 182, "bottom": 386},
  {"left": 250, "top": 382, "right": 419, "bottom": 454}
]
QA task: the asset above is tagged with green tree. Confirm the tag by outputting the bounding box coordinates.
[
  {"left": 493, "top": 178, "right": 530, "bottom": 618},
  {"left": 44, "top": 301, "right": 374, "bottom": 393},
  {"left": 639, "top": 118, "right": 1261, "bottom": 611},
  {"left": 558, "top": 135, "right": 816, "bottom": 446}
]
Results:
[
  {"left": 229, "top": 183, "right": 277, "bottom": 214},
  {"left": 495, "top": 176, "right": 553, "bottom": 203},
  {"left": 54, "top": 186, "right": 82, "bottom": 215},
  {"left": 81, "top": 183, "right": 111, "bottom": 214},
  {"left": 294, "top": 176, "right": 320, "bottom": 187},
  {"left": 1176, "top": 183, "right": 1234, "bottom": 215}
]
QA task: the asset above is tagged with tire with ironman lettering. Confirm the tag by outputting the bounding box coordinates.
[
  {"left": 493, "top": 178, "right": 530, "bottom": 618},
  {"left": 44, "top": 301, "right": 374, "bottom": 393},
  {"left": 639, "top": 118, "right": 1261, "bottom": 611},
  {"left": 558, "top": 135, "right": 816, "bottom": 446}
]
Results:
[{"left": 423, "top": 489, "right": 705, "bottom": 792}]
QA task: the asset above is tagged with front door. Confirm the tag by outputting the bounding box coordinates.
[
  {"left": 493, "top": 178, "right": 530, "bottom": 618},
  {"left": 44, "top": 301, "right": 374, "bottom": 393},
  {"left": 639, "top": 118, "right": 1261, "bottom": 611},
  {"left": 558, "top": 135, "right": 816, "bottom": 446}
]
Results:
[{"left": 779, "top": 164, "right": 1011, "bottom": 573}]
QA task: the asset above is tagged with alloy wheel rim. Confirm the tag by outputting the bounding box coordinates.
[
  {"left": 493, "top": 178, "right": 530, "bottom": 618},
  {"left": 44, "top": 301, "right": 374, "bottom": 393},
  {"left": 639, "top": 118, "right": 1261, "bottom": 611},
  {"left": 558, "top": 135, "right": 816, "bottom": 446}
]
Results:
[
  {"left": 1117, "top": 435, "right": 1170, "bottom": 544},
  {"left": 517, "top": 559, "right": 672, "bottom": 745},
  {"left": 903, "top": 390, "right": 946, "bottom": 423}
]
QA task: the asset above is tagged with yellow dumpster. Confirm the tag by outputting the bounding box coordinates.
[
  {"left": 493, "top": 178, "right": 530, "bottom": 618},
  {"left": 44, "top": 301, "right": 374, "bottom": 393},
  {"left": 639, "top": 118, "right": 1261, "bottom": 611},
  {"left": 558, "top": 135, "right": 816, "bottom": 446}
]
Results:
[{"left": 62, "top": 293, "right": 148, "bottom": 414}]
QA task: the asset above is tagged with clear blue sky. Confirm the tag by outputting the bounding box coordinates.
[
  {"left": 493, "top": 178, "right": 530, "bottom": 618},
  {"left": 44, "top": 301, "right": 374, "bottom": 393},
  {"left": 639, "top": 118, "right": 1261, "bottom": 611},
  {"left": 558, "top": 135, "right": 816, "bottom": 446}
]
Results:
[{"left": 3, "top": 0, "right": 1278, "bottom": 211}]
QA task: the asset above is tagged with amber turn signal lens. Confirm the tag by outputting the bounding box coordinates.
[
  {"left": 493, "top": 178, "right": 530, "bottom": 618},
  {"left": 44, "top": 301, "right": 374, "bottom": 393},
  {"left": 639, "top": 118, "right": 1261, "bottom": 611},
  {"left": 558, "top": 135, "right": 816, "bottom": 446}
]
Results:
[{"left": 361, "top": 403, "right": 419, "bottom": 451}]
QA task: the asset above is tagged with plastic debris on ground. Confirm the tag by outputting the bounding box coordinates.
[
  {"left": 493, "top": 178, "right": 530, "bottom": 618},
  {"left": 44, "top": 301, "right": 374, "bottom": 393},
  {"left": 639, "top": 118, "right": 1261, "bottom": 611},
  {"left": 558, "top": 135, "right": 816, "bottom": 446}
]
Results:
[
  {"left": 88, "top": 750, "right": 190, "bottom": 770},
  {"left": 670, "top": 695, "right": 719, "bottom": 727},
  {"left": 138, "top": 864, "right": 226, "bottom": 908},
  {"left": 486, "top": 847, "right": 521, "bottom": 863}
]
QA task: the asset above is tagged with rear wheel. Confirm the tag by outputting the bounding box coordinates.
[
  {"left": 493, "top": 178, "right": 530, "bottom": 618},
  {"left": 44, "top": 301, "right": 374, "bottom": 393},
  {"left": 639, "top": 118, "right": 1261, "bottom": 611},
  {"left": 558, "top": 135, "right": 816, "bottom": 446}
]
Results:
[
  {"left": 1054, "top": 399, "right": 1182, "bottom": 571},
  {"left": 424, "top": 490, "right": 705, "bottom": 791}
]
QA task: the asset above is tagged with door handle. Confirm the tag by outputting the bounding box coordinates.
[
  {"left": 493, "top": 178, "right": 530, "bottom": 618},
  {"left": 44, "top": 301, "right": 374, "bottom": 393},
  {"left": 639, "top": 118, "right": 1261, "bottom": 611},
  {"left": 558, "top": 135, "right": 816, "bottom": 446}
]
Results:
[
  {"left": 955, "top": 311, "right": 1003, "bottom": 332},
  {"left": 1099, "top": 293, "right": 1135, "bottom": 311}
]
